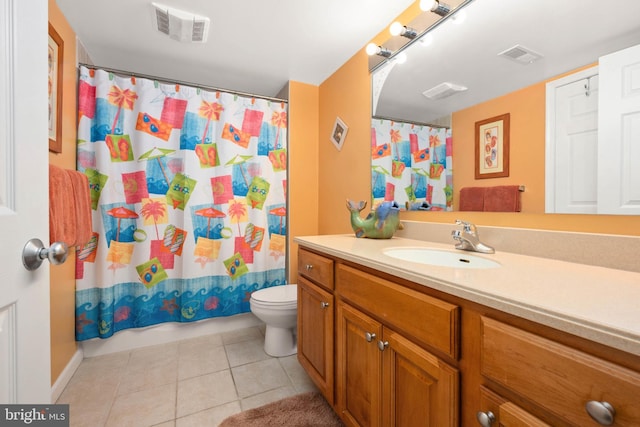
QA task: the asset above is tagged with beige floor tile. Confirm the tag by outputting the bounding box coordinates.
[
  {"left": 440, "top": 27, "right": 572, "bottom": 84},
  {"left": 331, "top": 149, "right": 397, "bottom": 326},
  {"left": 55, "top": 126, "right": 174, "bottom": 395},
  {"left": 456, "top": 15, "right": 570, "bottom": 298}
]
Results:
[
  {"left": 105, "top": 383, "right": 176, "bottom": 427},
  {"left": 176, "top": 369, "right": 237, "bottom": 418},
  {"left": 221, "top": 326, "right": 263, "bottom": 345},
  {"left": 224, "top": 337, "right": 271, "bottom": 367},
  {"left": 175, "top": 401, "right": 241, "bottom": 427},
  {"left": 231, "top": 357, "right": 291, "bottom": 398},
  {"left": 118, "top": 349, "right": 179, "bottom": 395},
  {"left": 279, "top": 354, "right": 317, "bottom": 391},
  {"left": 178, "top": 338, "right": 229, "bottom": 380},
  {"left": 239, "top": 385, "right": 298, "bottom": 411}
]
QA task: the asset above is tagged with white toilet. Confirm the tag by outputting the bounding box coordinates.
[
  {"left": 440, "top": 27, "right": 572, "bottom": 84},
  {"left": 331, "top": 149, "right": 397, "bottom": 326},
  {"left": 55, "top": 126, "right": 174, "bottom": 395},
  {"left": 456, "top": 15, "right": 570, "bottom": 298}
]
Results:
[{"left": 249, "top": 284, "right": 298, "bottom": 357}]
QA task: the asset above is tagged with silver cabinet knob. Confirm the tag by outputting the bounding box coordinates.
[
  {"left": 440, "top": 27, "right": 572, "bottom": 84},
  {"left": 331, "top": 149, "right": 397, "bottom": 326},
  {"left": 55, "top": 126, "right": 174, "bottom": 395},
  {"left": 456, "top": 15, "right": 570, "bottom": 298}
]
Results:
[
  {"left": 305, "top": 264, "right": 313, "bottom": 271},
  {"left": 586, "top": 401, "right": 615, "bottom": 426},
  {"left": 22, "top": 238, "right": 68, "bottom": 271},
  {"left": 476, "top": 411, "right": 496, "bottom": 427},
  {"left": 320, "top": 301, "right": 330, "bottom": 309},
  {"left": 378, "top": 340, "right": 389, "bottom": 351},
  {"left": 365, "top": 332, "right": 376, "bottom": 342}
]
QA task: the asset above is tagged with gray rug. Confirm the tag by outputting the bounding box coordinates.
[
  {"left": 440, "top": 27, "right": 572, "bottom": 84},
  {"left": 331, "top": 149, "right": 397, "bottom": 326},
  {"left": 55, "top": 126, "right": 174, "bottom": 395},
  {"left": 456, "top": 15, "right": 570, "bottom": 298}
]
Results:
[{"left": 218, "top": 391, "right": 344, "bottom": 426}]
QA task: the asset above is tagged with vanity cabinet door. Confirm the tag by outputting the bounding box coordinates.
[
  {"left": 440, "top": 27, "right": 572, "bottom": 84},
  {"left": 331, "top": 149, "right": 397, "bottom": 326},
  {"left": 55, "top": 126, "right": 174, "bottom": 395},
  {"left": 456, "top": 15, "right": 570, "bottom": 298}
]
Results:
[
  {"left": 381, "top": 328, "right": 459, "bottom": 427},
  {"left": 297, "top": 276, "right": 334, "bottom": 404},
  {"left": 336, "top": 301, "right": 383, "bottom": 427}
]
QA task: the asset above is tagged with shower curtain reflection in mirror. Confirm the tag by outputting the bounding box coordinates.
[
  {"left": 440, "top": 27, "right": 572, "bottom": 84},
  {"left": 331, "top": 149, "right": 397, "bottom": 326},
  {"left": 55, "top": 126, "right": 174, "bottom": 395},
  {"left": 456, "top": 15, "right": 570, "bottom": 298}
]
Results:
[
  {"left": 371, "top": 118, "right": 452, "bottom": 211},
  {"left": 74, "top": 66, "right": 288, "bottom": 340}
]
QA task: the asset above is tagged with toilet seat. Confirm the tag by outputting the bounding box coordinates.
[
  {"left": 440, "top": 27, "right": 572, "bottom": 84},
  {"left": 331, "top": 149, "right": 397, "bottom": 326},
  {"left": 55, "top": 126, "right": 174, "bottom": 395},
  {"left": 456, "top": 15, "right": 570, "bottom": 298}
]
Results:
[{"left": 250, "top": 285, "right": 297, "bottom": 307}]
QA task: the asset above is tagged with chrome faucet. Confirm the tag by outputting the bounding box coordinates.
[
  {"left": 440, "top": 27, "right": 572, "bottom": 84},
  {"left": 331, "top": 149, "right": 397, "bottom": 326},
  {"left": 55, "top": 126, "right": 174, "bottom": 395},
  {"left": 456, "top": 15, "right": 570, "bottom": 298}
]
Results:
[{"left": 451, "top": 220, "right": 495, "bottom": 254}]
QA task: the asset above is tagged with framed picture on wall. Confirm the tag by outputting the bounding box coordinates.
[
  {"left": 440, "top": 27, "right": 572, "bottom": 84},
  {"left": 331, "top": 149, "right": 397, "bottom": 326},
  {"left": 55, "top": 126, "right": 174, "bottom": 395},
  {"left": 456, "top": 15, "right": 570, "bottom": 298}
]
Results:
[
  {"left": 330, "top": 116, "right": 348, "bottom": 151},
  {"left": 475, "top": 113, "right": 509, "bottom": 179},
  {"left": 48, "top": 23, "right": 64, "bottom": 153}
]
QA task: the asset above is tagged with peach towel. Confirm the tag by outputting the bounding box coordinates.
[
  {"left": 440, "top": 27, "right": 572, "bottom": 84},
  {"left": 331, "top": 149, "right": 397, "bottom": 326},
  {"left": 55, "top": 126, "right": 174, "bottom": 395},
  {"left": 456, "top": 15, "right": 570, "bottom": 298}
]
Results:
[
  {"left": 483, "top": 185, "right": 522, "bottom": 212},
  {"left": 49, "top": 165, "right": 76, "bottom": 246},
  {"left": 49, "top": 165, "right": 93, "bottom": 247},
  {"left": 459, "top": 187, "right": 485, "bottom": 211},
  {"left": 66, "top": 169, "right": 93, "bottom": 246}
]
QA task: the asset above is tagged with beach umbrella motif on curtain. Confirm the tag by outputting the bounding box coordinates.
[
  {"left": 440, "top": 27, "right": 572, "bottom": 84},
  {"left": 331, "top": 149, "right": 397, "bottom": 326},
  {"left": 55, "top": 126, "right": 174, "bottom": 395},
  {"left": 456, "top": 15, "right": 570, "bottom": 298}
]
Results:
[
  {"left": 107, "top": 206, "right": 139, "bottom": 242},
  {"left": 198, "top": 100, "right": 224, "bottom": 143},
  {"left": 225, "top": 154, "right": 253, "bottom": 190},
  {"left": 410, "top": 167, "right": 430, "bottom": 200},
  {"left": 270, "top": 110, "right": 287, "bottom": 149},
  {"left": 139, "top": 147, "right": 175, "bottom": 189},
  {"left": 269, "top": 206, "right": 287, "bottom": 234},
  {"left": 372, "top": 165, "right": 391, "bottom": 198},
  {"left": 195, "top": 207, "right": 226, "bottom": 239},
  {"left": 107, "top": 85, "right": 137, "bottom": 134}
]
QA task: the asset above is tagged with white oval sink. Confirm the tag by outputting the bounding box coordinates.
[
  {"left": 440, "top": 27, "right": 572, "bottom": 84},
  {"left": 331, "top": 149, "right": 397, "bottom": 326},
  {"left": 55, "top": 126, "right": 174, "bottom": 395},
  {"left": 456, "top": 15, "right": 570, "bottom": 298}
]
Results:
[{"left": 383, "top": 247, "right": 501, "bottom": 269}]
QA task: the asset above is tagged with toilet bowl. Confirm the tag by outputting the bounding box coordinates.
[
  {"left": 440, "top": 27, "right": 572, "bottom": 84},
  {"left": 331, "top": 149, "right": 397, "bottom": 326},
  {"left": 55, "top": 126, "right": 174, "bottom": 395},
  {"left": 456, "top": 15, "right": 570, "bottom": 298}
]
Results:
[{"left": 249, "top": 284, "right": 298, "bottom": 357}]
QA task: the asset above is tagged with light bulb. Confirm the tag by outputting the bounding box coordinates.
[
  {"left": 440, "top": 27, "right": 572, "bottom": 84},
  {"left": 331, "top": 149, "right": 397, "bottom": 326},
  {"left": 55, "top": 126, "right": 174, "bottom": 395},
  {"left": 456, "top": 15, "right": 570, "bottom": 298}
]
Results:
[
  {"left": 366, "top": 43, "right": 379, "bottom": 56},
  {"left": 394, "top": 52, "right": 407, "bottom": 65},
  {"left": 390, "top": 21, "right": 404, "bottom": 37},
  {"left": 419, "top": 0, "right": 437, "bottom": 11}
]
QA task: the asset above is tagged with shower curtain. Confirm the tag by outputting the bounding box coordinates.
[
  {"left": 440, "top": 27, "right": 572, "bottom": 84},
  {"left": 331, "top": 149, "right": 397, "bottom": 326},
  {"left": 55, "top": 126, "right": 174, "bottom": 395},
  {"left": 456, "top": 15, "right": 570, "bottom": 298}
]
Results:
[
  {"left": 371, "top": 118, "right": 452, "bottom": 211},
  {"left": 74, "top": 66, "right": 288, "bottom": 340}
]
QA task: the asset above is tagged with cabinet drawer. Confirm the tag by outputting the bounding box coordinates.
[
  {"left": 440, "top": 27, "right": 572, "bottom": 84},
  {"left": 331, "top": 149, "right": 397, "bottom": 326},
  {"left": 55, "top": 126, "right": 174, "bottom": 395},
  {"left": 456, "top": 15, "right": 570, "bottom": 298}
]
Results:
[
  {"left": 298, "top": 248, "right": 334, "bottom": 290},
  {"left": 336, "top": 264, "right": 459, "bottom": 359},
  {"left": 481, "top": 317, "right": 640, "bottom": 426}
]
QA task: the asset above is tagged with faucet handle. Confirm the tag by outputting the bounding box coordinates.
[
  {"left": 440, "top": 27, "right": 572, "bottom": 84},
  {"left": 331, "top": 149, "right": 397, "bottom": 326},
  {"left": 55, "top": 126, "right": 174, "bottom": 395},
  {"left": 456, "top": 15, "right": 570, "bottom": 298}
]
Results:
[{"left": 455, "top": 219, "right": 476, "bottom": 234}]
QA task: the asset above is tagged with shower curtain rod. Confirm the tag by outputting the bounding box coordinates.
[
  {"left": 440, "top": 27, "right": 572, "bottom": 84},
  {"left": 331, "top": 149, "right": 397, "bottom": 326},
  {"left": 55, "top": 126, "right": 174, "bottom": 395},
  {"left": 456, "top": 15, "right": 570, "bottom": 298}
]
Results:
[{"left": 79, "top": 63, "right": 288, "bottom": 104}]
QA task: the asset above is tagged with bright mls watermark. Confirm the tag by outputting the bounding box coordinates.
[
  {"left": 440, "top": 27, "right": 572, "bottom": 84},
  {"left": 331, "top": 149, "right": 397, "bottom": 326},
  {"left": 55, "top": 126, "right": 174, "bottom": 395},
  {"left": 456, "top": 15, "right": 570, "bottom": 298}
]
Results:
[{"left": 0, "top": 405, "right": 69, "bottom": 426}]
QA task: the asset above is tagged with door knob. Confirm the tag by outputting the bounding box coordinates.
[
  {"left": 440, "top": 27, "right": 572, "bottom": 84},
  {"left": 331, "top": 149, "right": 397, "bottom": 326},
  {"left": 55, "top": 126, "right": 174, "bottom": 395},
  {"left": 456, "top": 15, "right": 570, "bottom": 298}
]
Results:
[{"left": 22, "top": 238, "right": 68, "bottom": 271}]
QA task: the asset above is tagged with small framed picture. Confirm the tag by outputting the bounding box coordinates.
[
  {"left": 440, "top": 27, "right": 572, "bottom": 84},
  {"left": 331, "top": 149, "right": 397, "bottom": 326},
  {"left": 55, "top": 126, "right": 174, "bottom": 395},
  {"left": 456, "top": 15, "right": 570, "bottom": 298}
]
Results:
[
  {"left": 330, "top": 116, "right": 348, "bottom": 151},
  {"left": 48, "top": 23, "right": 64, "bottom": 153},
  {"left": 475, "top": 113, "right": 510, "bottom": 179}
]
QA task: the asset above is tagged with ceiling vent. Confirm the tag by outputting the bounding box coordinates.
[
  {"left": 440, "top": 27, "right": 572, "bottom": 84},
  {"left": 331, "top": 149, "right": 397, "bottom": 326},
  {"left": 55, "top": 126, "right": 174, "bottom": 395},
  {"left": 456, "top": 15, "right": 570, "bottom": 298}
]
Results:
[
  {"left": 422, "top": 82, "right": 468, "bottom": 100},
  {"left": 498, "top": 44, "right": 543, "bottom": 65},
  {"left": 151, "top": 2, "right": 210, "bottom": 43}
]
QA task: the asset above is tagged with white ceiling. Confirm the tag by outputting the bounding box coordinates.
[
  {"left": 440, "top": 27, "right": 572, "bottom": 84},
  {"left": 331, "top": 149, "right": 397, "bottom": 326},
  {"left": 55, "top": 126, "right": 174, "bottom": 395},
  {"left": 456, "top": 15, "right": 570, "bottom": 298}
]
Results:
[
  {"left": 375, "top": 0, "right": 640, "bottom": 124},
  {"left": 55, "top": 0, "right": 415, "bottom": 97}
]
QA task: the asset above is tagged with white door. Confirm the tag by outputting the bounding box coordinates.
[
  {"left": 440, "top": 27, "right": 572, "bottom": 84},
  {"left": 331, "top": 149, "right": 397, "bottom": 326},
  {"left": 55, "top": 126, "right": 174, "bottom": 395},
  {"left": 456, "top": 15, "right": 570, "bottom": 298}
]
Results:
[
  {"left": 598, "top": 43, "right": 640, "bottom": 215},
  {"left": 545, "top": 67, "right": 599, "bottom": 214},
  {"left": 0, "top": 0, "right": 52, "bottom": 403}
]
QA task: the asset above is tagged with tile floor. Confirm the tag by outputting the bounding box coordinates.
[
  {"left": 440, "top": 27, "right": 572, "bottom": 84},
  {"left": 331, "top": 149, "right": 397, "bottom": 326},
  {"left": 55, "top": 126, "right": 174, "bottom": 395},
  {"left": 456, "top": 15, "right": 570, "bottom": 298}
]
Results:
[{"left": 56, "top": 325, "right": 318, "bottom": 427}]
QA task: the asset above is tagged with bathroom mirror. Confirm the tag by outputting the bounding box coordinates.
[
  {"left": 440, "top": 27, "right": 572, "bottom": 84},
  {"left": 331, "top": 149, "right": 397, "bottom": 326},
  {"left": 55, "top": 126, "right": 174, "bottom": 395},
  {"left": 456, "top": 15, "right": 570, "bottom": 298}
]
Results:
[{"left": 372, "top": 0, "right": 640, "bottom": 213}]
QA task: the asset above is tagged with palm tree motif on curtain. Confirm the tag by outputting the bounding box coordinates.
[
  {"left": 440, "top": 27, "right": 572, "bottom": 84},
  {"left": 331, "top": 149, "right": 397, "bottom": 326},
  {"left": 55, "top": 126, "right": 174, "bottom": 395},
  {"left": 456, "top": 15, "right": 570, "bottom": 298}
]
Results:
[
  {"left": 198, "top": 99, "right": 224, "bottom": 143},
  {"left": 140, "top": 199, "right": 167, "bottom": 240},
  {"left": 271, "top": 110, "right": 287, "bottom": 149},
  {"left": 107, "top": 85, "right": 138, "bottom": 134},
  {"left": 228, "top": 200, "right": 247, "bottom": 235}
]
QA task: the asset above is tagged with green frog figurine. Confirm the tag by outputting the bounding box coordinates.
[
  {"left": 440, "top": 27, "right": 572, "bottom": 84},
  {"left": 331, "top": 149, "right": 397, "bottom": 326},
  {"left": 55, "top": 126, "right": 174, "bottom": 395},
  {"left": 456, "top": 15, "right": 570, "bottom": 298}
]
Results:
[{"left": 347, "top": 199, "right": 403, "bottom": 239}]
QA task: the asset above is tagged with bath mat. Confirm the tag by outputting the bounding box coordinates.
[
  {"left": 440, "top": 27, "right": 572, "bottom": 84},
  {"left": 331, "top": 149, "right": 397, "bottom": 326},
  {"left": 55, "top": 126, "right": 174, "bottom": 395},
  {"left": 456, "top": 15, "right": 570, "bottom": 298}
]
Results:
[{"left": 218, "top": 391, "right": 344, "bottom": 426}]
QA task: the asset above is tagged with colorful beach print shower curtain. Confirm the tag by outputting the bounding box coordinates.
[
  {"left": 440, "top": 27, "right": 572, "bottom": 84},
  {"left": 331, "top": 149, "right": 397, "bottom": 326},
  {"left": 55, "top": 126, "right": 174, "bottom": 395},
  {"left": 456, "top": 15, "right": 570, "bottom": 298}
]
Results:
[
  {"left": 371, "top": 118, "right": 452, "bottom": 211},
  {"left": 75, "top": 66, "right": 288, "bottom": 340}
]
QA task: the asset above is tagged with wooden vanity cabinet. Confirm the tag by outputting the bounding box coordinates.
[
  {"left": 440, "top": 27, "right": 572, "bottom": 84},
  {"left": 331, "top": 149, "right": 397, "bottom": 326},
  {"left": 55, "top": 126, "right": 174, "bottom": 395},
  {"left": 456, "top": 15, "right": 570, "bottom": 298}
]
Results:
[
  {"left": 297, "top": 249, "right": 335, "bottom": 404},
  {"left": 335, "top": 264, "right": 460, "bottom": 427},
  {"left": 296, "top": 245, "right": 640, "bottom": 427},
  {"left": 479, "top": 317, "right": 640, "bottom": 426}
]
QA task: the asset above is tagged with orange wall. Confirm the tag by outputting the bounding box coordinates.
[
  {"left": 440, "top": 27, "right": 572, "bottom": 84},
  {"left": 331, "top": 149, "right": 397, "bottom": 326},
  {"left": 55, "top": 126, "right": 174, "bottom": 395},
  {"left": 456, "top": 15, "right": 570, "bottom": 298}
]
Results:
[
  {"left": 288, "top": 82, "right": 320, "bottom": 282},
  {"left": 48, "top": 0, "right": 78, "bottom": 386},
  {"left": 452, "top": 82, "right": 546, "bottom": 213},
  {"left": 318, "top": 10, "right": 640, "bottom": 237}
]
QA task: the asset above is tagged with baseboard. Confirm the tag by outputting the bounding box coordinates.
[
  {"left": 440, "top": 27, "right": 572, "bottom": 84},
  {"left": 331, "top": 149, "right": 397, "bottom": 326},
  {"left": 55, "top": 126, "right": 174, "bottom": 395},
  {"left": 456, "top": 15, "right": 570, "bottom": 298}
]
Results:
[{"left": 51, "top": 347, "right": 84, "bottom": 403}]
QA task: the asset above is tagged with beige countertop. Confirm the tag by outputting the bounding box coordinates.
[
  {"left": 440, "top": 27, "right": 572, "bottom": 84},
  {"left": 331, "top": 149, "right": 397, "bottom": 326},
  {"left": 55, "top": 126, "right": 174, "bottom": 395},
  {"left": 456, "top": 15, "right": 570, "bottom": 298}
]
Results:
[{"left": 294, "top": 234, "right": 640, "bottom": 356}]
